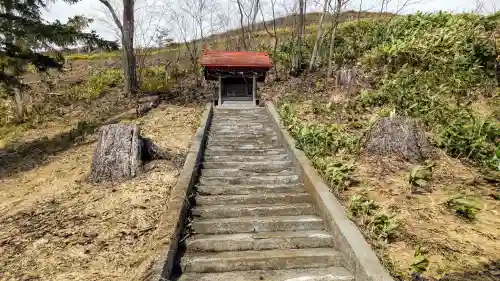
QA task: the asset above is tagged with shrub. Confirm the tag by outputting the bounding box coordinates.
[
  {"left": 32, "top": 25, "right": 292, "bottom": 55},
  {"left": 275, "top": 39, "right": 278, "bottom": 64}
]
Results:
[
  {"left": 279, "top": 102, "right": 358, "bottom": 192},
  {"left": 411, "top": 246, "right": 430, "bottom": 274},
  {"left": 66, "top": 69, "right": 123, "bottom": 100},
  {"left": 368, "top": 213, "right": 399, "bottom": 243},
  {"left": 329, "top": 12, "right": 500, "bottom": 170},
  {"left": 446, "top": 196, "right": 481, "bottom": 221},
  {"left": 139, "top": 66, "right": 171, "bottom": 93},
  {"left": 409, "top": 161, "right": 435, "bottom": 188},
  {"left": 348, "top": 193, "right": 400, "bottom": 242},
  {"left": 348, "top": 194, "right": 378, "bottom": 217}
]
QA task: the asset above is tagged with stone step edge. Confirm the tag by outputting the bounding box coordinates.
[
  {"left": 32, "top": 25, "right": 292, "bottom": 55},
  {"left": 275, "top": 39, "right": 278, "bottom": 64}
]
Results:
[{"left": 177, "top": 267, "right": 355, "bottom": 281}]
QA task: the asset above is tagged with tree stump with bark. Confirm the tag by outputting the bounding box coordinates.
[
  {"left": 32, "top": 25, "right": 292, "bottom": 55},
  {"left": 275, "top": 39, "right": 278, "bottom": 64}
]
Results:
[
  {"left": 362, "top": 116, "right": 432, "bottom": 163},
  {"left": 88, "top": 123, "right": 166, "bottom": 183}
]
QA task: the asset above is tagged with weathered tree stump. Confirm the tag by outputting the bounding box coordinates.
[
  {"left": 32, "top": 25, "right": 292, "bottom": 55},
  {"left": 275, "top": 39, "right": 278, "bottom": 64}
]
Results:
[
  {"left": 88, "top": 123, "right": 166, "bottom": 183},
  {"left": 141, "top": 137, "right": 167, "bottom": 161},
  {"left": 136, "top": 95, "right": 161, "bottom": 116},
  {"left": 362, "top": 116, "right": 432, "bottom": 162}
]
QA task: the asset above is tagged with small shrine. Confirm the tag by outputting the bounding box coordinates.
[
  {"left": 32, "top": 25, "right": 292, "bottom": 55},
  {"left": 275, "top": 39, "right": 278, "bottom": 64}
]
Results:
[{"left": 201, "top": 50, "right": 272, "bottom": 106}]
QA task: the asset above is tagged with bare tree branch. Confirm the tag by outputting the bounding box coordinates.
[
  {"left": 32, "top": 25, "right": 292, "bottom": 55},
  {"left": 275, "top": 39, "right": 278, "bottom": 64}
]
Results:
[{"left": 98, "top": 0, "right": 124, "bottom": 33}]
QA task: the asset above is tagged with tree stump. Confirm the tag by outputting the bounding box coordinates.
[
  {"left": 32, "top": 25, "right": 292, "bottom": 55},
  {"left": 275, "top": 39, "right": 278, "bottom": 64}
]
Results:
[
  {"left": 88, "top": 124, "right": 142, "bottom": 183},
  {"left": 362, "top": 116, "right": 432, "bottom": 163}
]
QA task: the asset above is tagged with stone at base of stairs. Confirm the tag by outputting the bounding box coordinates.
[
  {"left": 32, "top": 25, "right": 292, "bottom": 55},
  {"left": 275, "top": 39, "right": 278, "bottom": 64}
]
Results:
[{"left": 177, "top": 267, "right": 355, "bottom": 281}]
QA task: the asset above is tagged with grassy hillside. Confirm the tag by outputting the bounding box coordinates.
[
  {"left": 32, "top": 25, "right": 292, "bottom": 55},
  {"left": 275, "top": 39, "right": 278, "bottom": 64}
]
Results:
[{"left": 265, "top": 11, "right": 499, "bottom": 281}]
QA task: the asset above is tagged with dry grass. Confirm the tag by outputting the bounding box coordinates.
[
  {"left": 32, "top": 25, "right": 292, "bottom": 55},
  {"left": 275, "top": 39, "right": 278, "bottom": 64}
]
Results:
[
  {"left": 347, "top": 154, "right": 500, "bottom": 280},
  {"left": 0, "top": 103, "right": 203, "bottom": 280}
]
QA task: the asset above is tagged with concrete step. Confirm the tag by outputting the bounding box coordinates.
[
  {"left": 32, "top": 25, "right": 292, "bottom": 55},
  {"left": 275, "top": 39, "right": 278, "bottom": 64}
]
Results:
[
  {"left": 203, "top": 161, "right": 292, "bottom": 170},
  {"left": 211, "top": 121, "right": 270, "bottom": 126},
  {"left": 180, "top": 248, "right": 344, "bottom": 273},
  {"left": 199, "top": 175, "right": 299, "bottom": 185},
  {"left": 196, "top": 193, "right": 310, "bottom": 205},
  {"left": 210, "top": 125, "right": 275, "bottom": 131},
  {"left": 212, "top": 116, "right": 270, "bottom": 121},
  {"left": 206, "top": 140, "right": 281, "bottom": 147},
  {"left": 197, "top": 183, "right": 303, "bottom": 195},
  {"left": 201, "top": 168, "right": 294, "bottom": 177},
  {"left": 210, "top": 129, "right": 277, "bottom": 135},
  {"left": 206, "top": 144, "right": 283, "bottom": 151},
  {"left": 211, "top": 123, "right": 267, "bottom": 128},
  {"left": 186, "top": 230, "right": 334, "bottom": 252},
  {"left": 204, "top": 155, "right": 290, "bottom": 162},
  {"left": 213, "top": 110, "right": 267, "bottom": 115},
  {"left": 214, "top": 110, "right": 267, "bottom": 115},
  {"left": 210, "top": 122, "right": 273, "bottom": 131},
  {"left": 192, "top": 203, "right": 316, "bottom": 218},
  {"left": 204, "top": 149, "right": 287, "bottom": 157},
  {"left": 192, "top": 215, "right": 324, "bottom": 234},
  {"left": 178, "top": 267, "right": 355, "bottom": 281},
  {"left": 215, "top": 107, "right": 266, "bottom": 111},
  {"left": 212, "top": 115, "right": 270, "bottom": 120},
  {"left": 211, "top": 119, "right": 271, "bottom": 125},
  {"left": 207, "top": 135, "right": 279, "bottom": 143},
  {"left": 209, "top": 130, "right": 276, "bottom": 137}
]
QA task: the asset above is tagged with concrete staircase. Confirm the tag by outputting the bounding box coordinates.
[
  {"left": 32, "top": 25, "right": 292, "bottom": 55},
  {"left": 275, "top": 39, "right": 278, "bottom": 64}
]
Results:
[{"left": 176, "top": 107, "right": 355, "bottom": 281}]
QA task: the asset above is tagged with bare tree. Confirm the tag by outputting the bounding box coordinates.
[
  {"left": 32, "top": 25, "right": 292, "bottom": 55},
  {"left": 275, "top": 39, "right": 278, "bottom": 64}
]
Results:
[
  {"left": 99, "top": 0, "right": 138, "bottom": 96},
  {"left": 474, "top": 0, "right": 485, "bottom": 14},
  {"left": 236, "top": 0, "right": 248, "bottom": 50},
  {"left": 357, "top": 0, "right": 362, "bottom": 20},
  {"left": 170, "top": 0, "right": 219, "bottom": 86},
  {"left": 291, "top": 0, "right": 305, "bottom": 75},
  {"left": 326, "top": 0, "right": 343, "bottom": 78},
  {"left": 259, "top": 0, "right": 279, "bottom": 52},
  {"left": 309, "top": 0, "right": 331, "bottom": 71},
  {"left": 250, "top": 0, "right": 261, "bottom": 40},
  {"left": 235, "top": 0, "right": 262, "bottom": 50},
  {"left": 380, "top": 0, "right": 389, "bottom": 13}
]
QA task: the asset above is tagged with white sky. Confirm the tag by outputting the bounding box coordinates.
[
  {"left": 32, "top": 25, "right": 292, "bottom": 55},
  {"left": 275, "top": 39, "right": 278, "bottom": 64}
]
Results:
[{"left": 42, "top": 0, "right": 499, "bottom": 46}]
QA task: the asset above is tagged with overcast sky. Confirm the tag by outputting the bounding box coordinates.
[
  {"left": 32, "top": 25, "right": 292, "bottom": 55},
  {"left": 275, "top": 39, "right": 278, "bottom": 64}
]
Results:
[{"left": 42, "top": 0, "right": 499, "bottom": 45}]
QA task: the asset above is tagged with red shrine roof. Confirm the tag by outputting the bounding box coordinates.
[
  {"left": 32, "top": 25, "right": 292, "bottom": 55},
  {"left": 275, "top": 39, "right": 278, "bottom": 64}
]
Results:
[{"left": 201, "top": 50, "right": 272, "bottom": 70}]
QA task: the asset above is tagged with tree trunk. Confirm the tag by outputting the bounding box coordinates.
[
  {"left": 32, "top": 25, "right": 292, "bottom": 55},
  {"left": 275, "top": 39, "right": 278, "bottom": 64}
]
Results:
[
  {"left": 248, "top": 0, "right": 260, "bottom": 50},
  {"left": 236, "top": 0, "right": 247, "bottom": 50},
  {"left": 98, "top": 0, "right": 138, "bottom": 97},
  {"left": 309, "top": 0, "right": 330, "bottom": 71},
  {"left": 13, "top": 89, "right": 25, "bottom": 123},
  {"left": 271, "top": 0, "right": 278, "bottom": 53},
  {"left": 88, "top": 124, "right": 167, "bottom": 183},
  {"left": 122, "top": 0, "right": 138, "bottom": 96},
  {"left": 88, "top": 124, "right": 142, "bottom": 183},
  {"left": 327, "top": 0, "right": 342, "bottom": 79},
  {"left": 291, "top": 0, "right": 305, "bottom": 76}
]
